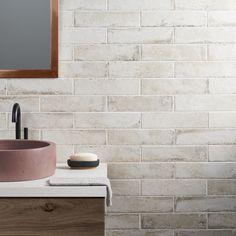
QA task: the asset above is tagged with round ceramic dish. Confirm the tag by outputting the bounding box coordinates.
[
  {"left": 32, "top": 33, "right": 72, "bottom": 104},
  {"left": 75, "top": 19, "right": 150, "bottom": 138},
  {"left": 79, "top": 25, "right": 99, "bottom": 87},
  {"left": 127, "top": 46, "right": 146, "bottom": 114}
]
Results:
[{"left": 67, "top": 159, "right": 100, "bottom": 168}]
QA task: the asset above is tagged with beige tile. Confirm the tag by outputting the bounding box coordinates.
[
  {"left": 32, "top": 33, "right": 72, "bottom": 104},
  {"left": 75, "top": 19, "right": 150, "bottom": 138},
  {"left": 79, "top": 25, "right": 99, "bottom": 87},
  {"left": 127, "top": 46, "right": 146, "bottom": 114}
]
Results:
[
  {"left": 142, "top": 214, "right": 207, "bottom": 229},
  {"left": 106, "top": 214, "right": 139, "bottom": 229},
  {"left": 176, "top": 163, "right": 236, "bottom": 179},
  {"left": 0, "top": 113, "right": 6, "bottom": 129},
  {"left": 60, "top": 62, "right": 108, "bottom": 78},
  {"left": 108, "top": 163, "right": 174, "bottom": 179},
  {"left": 74, "top": 45, "right": 140, "bottom": 61},
  {"left": 176, "top": 129, "right": 236, "bottom": 145},
  {"left": 42, "top": 130, "right": 106, "bottom": 145},
  {"left": 60, "top": 0, "right": 107, "bottom": 10},
  {"left": 108, "top": 196, "right": 173, "bottom": 213},
  {"left": 0, "top": 96, "right": 39, "bottom": 112},
  {"left": 208, "top": 180, "right": 236, "bottom": 195},
  {"left": 111, "top": 180, "right": 140, "bottom": 196},
  {"left": 175, "top": 230, "right": 236, "bottom": 236},
  {"left": 209, "top": 213, "right": 236, "bottom": 229},
  {"left": 142, "top": 79, "right": 208, "bottom": 95},
  {"left": 175, "top": 28, "right": 236, "bottom": 43},
  {"left": 142, "top": 45, "right": 206, "bottom": 61},
  {"left": 142, "top": 112, "right": 208, "bottom": 128},
  {"left": 209, "top": 11, "right": 236, "bottom": 26},
  {"left": 75, "top": 79, "right": 139, "bottom": 95},
  {"left": 142, "top": 180, "right": 206, "bottom": 196},
  {"left": 142, "top": 11, "right": 206, "bottom": 27},
  {"left": 109, "top": 96, "right": 173, "bottom": 112},
  {"left": 109, "top": 62, "right": 174, "bottom": 78},
  {"left": 142, "top": 146, "right": 208, "bottom": 162},
  {"left": 108, "top": 130, "right": 174, "bottom": 145},
  {"left": 75, "top": 113, "right": 141, "bottom": 129},
  {"left": 109, "top": 0, "right": 173, "bottom": 10},
  {"left": 108, "top": 28, "right": 173, "bottom": 44},
  {"left": 106, "top": 230, "right": 173, "bottom": 236},
  {"left": 41, "top": 96, "right": 106, "bottom": 112},
  {"left": 209, "top": 145, "right": 236, "bottom": 161},
  {"left": 75, "top": 12, "right": 140, "bottom": 27},
  {"left": 7, "top": 79, "right": 73, "bottom": 95},
  {"left": 175, "top": 196, "right": 236, "bottom": 212},
  {"left": 175, "top": 0, "right": 236, "bottom": 10}
]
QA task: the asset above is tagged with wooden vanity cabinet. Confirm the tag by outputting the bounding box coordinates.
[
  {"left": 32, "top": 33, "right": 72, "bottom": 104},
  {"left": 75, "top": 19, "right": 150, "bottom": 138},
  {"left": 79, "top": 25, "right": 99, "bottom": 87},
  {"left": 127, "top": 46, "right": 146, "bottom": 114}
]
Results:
[{"left": 0, "top": 198, "right": 105, "bottom": 236}]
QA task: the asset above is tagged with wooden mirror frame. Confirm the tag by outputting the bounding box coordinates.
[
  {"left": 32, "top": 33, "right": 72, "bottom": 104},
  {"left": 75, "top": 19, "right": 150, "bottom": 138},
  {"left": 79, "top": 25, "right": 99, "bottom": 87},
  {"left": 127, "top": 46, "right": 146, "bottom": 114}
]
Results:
[{"left": 0, "top": 0, "right": 58, "bottom": 78}]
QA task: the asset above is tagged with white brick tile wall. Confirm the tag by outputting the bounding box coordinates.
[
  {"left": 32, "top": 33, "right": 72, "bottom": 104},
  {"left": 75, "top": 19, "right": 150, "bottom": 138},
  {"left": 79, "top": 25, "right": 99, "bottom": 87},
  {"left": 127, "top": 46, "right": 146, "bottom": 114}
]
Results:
[{"left": 2, "top": 0, "right": 236, "bottom": 234}]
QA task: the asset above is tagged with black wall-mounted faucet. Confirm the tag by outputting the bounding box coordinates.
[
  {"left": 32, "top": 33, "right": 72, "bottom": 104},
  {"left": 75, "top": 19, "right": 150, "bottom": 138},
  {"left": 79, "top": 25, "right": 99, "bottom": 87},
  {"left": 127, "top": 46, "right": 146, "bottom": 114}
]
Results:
[{"left": 12, "top": 103, "right": 21, "bottom": 139}]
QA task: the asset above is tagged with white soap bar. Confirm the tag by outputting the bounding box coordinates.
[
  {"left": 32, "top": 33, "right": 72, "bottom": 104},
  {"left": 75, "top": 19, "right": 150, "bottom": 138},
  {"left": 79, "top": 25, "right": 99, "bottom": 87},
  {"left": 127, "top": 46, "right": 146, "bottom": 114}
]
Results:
[{"left": 70, "top": 153, "right": 98, "bottom": 162}]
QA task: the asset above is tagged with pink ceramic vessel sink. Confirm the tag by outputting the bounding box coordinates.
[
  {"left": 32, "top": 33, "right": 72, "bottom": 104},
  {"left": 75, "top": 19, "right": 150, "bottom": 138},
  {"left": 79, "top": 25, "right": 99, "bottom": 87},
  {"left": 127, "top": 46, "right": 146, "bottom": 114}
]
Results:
[{"left": 0, "top": 140, "right": 56, "bottom": 182}]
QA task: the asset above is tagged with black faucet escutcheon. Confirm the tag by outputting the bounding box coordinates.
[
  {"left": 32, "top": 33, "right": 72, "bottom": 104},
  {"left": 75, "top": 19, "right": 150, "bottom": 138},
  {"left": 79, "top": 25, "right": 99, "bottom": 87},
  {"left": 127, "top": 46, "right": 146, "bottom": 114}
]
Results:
[{"left": 12, "top": 103, "right": 21, "bottom": 139}]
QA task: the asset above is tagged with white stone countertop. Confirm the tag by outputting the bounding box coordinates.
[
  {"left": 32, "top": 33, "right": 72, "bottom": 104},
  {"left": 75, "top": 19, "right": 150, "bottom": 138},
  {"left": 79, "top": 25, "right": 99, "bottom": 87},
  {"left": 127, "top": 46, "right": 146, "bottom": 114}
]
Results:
[{"left": 0, "top": 164, "right": 107, "bottom": 197}]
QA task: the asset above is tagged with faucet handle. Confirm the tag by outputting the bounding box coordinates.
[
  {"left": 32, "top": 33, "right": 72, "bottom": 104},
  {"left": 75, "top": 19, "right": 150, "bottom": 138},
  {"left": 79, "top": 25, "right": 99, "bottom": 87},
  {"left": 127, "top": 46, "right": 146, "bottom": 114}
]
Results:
[{"left": 24, "top": 127, "right": 28, "bottom": 140}]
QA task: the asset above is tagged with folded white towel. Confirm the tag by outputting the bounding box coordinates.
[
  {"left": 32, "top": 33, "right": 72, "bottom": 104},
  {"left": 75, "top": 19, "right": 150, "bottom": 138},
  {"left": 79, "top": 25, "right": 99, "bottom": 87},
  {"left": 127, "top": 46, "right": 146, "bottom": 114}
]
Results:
[{"left": 49, "top": 177, "right": 112, "bottom": 207}]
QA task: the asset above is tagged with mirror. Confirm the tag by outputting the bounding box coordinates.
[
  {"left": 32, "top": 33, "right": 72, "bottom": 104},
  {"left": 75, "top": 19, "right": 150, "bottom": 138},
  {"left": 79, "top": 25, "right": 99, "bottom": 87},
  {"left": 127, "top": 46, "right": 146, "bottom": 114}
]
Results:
[{"left": 0, "top": 0, "right": 58, "bottom": 78}]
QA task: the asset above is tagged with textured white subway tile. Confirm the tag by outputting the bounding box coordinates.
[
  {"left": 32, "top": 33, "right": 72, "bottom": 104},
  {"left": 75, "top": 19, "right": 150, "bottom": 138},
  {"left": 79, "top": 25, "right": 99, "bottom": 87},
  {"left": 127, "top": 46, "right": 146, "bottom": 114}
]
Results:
[
  {"left": 176, "top": 163, "right": 236, "bottom": 179},
  {"left": 209, "top": 145, "right": 236, "bottom": 162},
  {"left": 106, "top": 214, "right": 139, "bottom": 229},
  {"left": 175, "top": 95, "right": 236, "bottom": 111},
  {"left": 41, "top": 96, "right": 106, "bottom": 112},
  {"left": 208, "top": 180, "right": 236, "bottom": 195},
  {"left": 0, "top": 130, "right": 40, "bottom": 140},
  {"left": 108, "top": 196, "right": 173, "bottom": 213},
  {"left": 209, "top": 11, "right": 236, "bottom": 26},
  {"left": 109, "top": 96, "right": 173, "bottom": 112},
  {"left": 75, "top": 12, "right": 140, "bottom": 27},
  {"left": 109, "top": 0, "right": 173, "bottom": 10},
  {"left": 176, "top": 129, "right": 236, "bottom": 145},
  {"left": 108, "top": 28, "right": 173, "bottom": 44},
  {"left": 142, "top": 180, "right": 206, "bottom": 196},
  {"left": 108, "top": 130, "right": 174, "bottom": 145},
  {"left": 142, "top": 79, "right": 208, "bottom": 95},
  {"left": 60, "top": 62, "right": 108, "bottom": 78},
  {"left": 209, "top": 213, "right": 236, "bottom": 229},
  {"left": 209, "top": 45, "right": 236, "bottom": 60},
  {"left": 60, "top": 0, "right": 106, "bottom": 10},
  {"left": 142, "top": 146, "right": 208, "bottom": 162},
  {"left": 108, "top": 163, "right": 174, "bottom": 179},
  {"left": 175, "top": 196, "right": 236, "bottom": 212},
  {"left": 111, "top": 180, "right": 140, "bottom": 196},
  {"left": 142, "top": 45, "right": 206, "bottom": 61},
  {"left": 142, "top": 214, "right": 207, "bottom": 229},
  {"left": 75, "top": 79, "right": 139, "bottom": 95},
  {"left": 175, "top": 62, "right": 236, "bottom": 77},
  {"left": 8, "top": 113, "right": 73, "bottom": 129},
  {"left": 74, "top": 145, "right": 140, "bottom": 162},
  {"left": 56, "top": 145, "right": 74, "bottom": 163},
  {"left": 142, "top": 112, "right": 208, "bottom": 128},
  {"left": 60, "top": 11, "right": 74, "bottom": 27},
  {"left": 75, "top": 113, "right": 140, "bottom": 129},
  {"left": 175, "top": 230, "right": 236, "bottom": 236},
  {"left": 175, "top": 27, "right": 236, "bottom": 43},
  {"left": 209, "top": 79, "right": 236, "bottom": 93},
  {"left": 106, "top": 230, "right": 173, "bottom": 236},
  {"left": 110, "top": 62, "right": 174, "bottom": 78},
  {"left": 42, "top": 130, "right": 106, "bottom": 145},
  {"left": 60, "top": 28, "right": 106, "bottom": 44},
  {"left": 0, "top": 96, "right": 39, "bottom": 112},
  {"left": 175, "top": 0, "right": 236, "bottom": 10},
  {"left": 0, "top": 113, "right": 6, "bottom": 129},
  {"left": 142, "top": 11, "right": 206, "bottom": 27},
  {"left": 7, "top": 79, "right": 73, "bottom": 95},
  {"left": 209, "top": 112, "right": 236, "bottom": 128},
  {"left": 0, "top": 80, "right": 6, "bottom": 95},
  {"left": 59, "top": 45, "right": 73, "bottom": 61},
  {"left": 74, "top": 45, "right": 140, "bottom": 61}
]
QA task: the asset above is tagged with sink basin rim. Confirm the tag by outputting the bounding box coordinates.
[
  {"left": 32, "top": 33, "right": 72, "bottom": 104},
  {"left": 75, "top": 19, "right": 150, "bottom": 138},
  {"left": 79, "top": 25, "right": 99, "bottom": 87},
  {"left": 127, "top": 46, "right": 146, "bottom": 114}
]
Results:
[{"left": 0, "top": 140, "right": 55, "bottom": 152}]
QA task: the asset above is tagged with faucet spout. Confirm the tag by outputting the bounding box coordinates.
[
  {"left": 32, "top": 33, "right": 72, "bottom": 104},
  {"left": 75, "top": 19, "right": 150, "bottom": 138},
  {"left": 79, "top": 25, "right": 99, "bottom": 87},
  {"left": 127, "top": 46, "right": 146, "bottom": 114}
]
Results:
[{"left": 12, "top": 103, "right": 21, "bottom": 139}]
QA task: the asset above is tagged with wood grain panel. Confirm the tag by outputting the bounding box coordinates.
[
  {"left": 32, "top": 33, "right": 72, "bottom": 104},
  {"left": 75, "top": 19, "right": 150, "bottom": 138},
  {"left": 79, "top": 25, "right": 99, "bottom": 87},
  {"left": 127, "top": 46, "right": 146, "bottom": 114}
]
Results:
[{"left": 0, "top": 198, "right": 104, "bottom": 236}]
